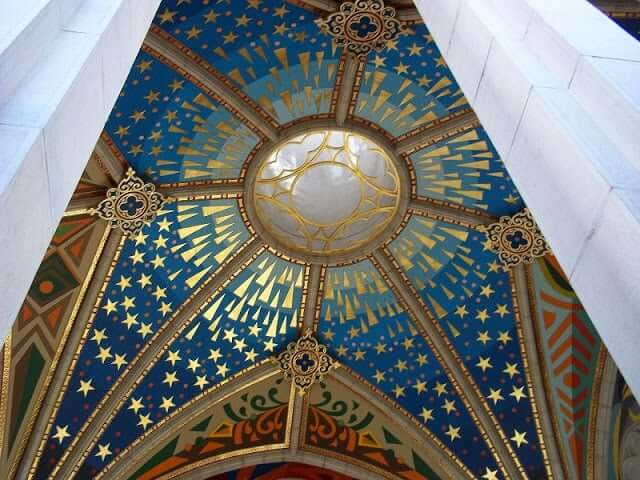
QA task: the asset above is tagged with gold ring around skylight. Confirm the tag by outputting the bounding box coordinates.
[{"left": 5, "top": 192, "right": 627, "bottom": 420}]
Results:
[{"left": 245, "top": 126, "right": 408, "bottom": 264}]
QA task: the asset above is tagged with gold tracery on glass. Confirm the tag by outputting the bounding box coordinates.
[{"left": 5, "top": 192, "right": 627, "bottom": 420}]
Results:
[{"left": 253, "top": 130, "right": 401, "bottom": 256}]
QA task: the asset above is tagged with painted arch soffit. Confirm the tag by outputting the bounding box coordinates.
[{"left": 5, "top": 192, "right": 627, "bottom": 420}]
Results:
[
  {"left": 1, "top": 1, "right": 632, "bottom": 480},
  {"left": 93, "top": 366, "right": 463, "bottom": 480},
  {"left": 97, "top": 367, "right": 293, "bottom": 480},
  {"left": 527, "top": 254, "right": 607, "bottom": 480},
  {"left": 302, "top": 371, "right": 470, "bottom": 479},
  {"left": 0, "top": 151, "right": 116, "bottom": 480}
]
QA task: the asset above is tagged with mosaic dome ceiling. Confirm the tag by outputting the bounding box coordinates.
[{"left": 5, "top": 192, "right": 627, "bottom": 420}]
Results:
[{"left": 1, "top": 1, "right": 638, "bottom": 480}]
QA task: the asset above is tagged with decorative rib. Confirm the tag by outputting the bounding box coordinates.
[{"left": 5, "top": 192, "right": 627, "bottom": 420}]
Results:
[
  {"left": 47, "top": 237, "right": 265, "bottom": 479},
  {"left": 286, "top": 0, "right": 339, "bottom": 12},
  {"left": 372, "top": 248, "right": 524, "bottom": 480},
  {"left": 328, "top": 367, "right": 474, "bottom": 479},
  {"left": 157, "top": 180, "right": 245, "bottom": 199},
  {"left": 95, "top": 137, "right": 127, "bottom": 184},
  {"left": 287, "top": 381, "right": 306, "bottom": 451},
  {"left": 395, "top": 110, "right": 479, "bottom": 155},
  {"left": 409, "top": 197, "right": 497, "bottom": 229},
  {"left": 302, "top": 264, "right": 325, "bottom": 331},
  {"left": 17, "top": 230, "right": 124, "bottom": 480},
  {"left": 334, "top": 54, "right": 362, "bottom": 125},
  {"left": 512, "top": 265, "right": 565, "bottom": 479},
  {"left": 144, "top": 29, "right": 279, "bottom": 141}
]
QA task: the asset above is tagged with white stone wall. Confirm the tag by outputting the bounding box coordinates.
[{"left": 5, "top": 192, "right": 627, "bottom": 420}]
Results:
[
  {"left": 415, "top": 0, "right": 640, "bottom": 396},
  {"left": 0, "top": 0, "right": 161, "bottom": 338}
]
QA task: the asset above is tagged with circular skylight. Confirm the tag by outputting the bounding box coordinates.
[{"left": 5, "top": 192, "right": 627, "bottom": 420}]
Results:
[{"left": 251, "top": 129, "right": 401, "bottom": 259}]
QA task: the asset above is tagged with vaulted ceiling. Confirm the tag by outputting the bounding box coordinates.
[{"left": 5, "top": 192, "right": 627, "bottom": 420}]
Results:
[{"left": 1, "top": 1, "right": 638, "bottom": 480}]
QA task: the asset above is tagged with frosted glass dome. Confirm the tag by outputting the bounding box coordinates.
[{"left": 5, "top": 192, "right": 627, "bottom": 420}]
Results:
[{"left": 252, "top": 130, "right": 401, "bottom": 257}]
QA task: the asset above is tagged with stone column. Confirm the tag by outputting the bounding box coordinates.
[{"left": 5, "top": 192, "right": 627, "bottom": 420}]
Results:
[
  {"left": 0, "top": 0, "right": 161, "bottom": 337},
  {"left": 414, "top": 0, "right": 640, "bottom": 395}
]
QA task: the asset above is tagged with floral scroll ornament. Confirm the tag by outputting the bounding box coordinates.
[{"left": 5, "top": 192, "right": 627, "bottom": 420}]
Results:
[
  {"left": 91, "top": 168, "right": 168, "bottom": 237},
  {"left": 276, "top": 330, "right": 335, "bottom": 395},
  {"left": 482, "top": 208, "right": 550, "bottom": 268},
  {"left": 315, "top": 0, "right": 407, "bottom": 57}
]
